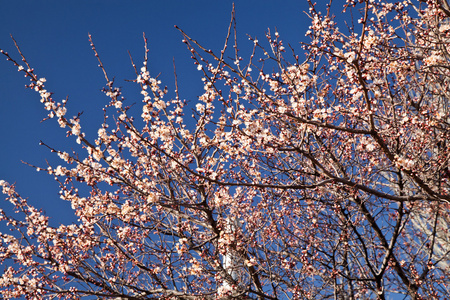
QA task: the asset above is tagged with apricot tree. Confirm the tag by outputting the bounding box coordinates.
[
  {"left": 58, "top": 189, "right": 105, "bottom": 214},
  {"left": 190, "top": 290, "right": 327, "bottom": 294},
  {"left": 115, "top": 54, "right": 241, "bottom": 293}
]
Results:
[{"left": 1, "top": 1, "right": 450, "bottom": 299}]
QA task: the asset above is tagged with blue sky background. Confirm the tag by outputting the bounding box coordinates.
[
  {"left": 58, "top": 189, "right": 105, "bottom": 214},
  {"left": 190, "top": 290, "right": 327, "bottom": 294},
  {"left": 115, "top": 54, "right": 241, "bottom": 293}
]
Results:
[
  {"left": 0, "top": 2, "right": 410, "bottom": 299},
  {"left": 0, "top": 1, "right": 313, "bottom": 225}
]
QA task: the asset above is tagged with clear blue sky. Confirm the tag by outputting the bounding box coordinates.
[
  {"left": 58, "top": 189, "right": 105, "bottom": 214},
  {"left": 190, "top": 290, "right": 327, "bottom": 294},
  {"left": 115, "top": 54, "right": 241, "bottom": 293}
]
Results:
[
  {"left": 0, "top": 1, "right": 312, "bottom": 224},
  {"left": 0, "top": 2, "right": 409, "bottom": 299}
]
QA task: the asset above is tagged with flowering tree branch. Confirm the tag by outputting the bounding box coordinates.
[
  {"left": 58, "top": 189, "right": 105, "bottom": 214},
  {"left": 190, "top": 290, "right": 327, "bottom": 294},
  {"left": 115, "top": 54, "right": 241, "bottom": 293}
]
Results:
[{"left": 1, "top": 1, "right": 450, "bottom": 299}]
